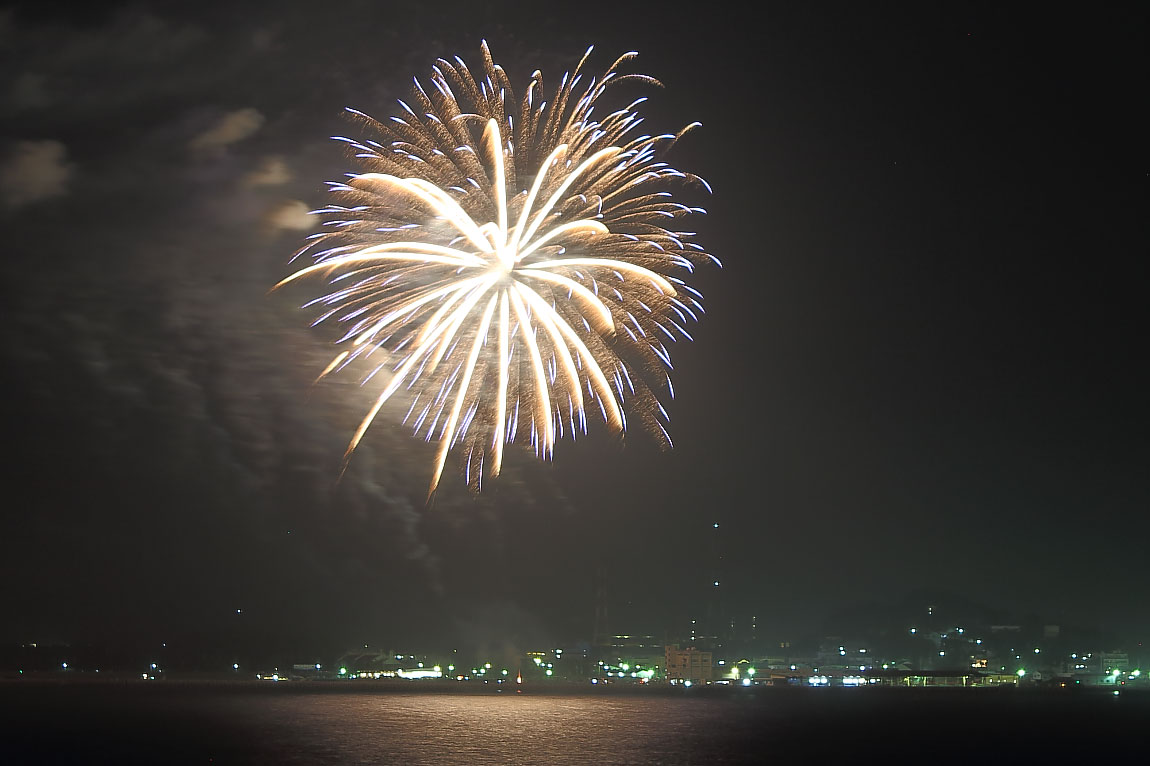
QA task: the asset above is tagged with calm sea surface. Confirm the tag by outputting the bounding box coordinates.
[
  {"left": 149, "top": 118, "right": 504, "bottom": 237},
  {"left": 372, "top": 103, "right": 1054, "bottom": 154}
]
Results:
[{"left": 2, "top": 683, "right": 1145, "bottom": 765}]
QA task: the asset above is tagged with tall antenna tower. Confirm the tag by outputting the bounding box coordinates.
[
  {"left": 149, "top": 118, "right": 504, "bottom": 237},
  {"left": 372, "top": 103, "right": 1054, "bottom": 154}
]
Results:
[{"left": 705, "top": 521, "right": 726, "bottom": 647}]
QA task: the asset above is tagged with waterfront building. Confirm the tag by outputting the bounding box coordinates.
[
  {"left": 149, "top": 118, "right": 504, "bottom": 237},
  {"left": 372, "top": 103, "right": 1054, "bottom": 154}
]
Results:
[{"left": 665, "top": 645, "right": 713, "bottom": 683}]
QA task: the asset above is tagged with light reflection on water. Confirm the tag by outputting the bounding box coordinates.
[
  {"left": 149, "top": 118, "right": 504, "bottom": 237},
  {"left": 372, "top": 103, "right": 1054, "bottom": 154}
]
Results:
[
  {"left": 6, "top": 684, "right": 1145, "bottom": 764},
  {"left": 230, "top": 693, "right": 756, "bottom": 765}
]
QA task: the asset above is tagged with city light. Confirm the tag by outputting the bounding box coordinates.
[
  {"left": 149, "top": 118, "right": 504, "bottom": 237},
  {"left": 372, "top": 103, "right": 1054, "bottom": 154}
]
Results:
[{"left": 34, "top": 622, "right": 1138, "bottom": 694}]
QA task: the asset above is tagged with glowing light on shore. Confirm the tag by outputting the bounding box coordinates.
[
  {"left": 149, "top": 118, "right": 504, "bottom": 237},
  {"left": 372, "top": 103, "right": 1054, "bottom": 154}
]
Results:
[{"left": 278, "top": 42, "right": 715, "bottom": 494}]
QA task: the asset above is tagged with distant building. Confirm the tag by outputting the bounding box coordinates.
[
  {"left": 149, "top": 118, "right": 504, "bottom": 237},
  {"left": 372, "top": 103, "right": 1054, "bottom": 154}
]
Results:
[
  {"left": 602, "top": 634, "right": 663, "bottom": 678},
  {"left": 665, "top": 645, "right": 712, "bottom": 683},
  {"left": 606, "top": 634, "right": 663, "bottom": 652},
  {"left": 817, "top": 637, "right": 877, "bottom": 670},
  {"left": 337, "top": 649, "right": 424, "bottom": 676},
  {"left": 1100, "top": 651, "right": 1129, "bottom": 673}
]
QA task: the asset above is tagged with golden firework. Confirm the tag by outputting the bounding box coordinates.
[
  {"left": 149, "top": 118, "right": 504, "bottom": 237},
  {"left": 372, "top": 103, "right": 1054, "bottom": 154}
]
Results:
[{"left": 277, "top": 42, "right": 716, "bottom": 496}]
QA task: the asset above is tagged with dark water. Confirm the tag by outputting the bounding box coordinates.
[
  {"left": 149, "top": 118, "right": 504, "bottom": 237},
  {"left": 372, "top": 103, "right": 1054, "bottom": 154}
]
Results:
[{"left": 2, "top": 683, "right": 1145, "bottom": 765}]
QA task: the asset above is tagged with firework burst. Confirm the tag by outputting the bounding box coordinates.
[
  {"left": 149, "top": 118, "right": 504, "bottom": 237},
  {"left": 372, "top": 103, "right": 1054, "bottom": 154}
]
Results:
[{"left": 277, "top": 42, "right": 717, "bottom": 496}]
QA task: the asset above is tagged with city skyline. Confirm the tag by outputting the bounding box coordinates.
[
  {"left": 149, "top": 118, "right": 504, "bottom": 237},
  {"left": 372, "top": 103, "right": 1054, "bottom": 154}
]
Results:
[{"left": 6, "top": 587, "right": 1145, "bottom": 686}]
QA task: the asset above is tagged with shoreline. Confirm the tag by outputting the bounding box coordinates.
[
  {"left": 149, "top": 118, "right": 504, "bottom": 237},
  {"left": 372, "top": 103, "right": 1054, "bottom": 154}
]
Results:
[{"left": 1, "top": 676, "right": 1141, "bottom": 700}]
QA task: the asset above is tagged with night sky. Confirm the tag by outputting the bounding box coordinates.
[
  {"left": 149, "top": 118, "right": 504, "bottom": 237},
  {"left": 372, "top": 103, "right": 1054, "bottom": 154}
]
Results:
[{"left": 1, "top": 2, "right": 1145, "bottom": 656}]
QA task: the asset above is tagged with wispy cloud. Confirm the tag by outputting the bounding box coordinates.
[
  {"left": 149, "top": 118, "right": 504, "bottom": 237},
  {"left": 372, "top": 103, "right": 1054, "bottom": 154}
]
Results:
[
  {"left": 0, "top": 139, "right": 72, "bottom": 209},
  {"left": 243, "top": 155, "right": 293, "bottom": 187},
  {"left": 265, "top": 199, "right": 313, "bottom": 230},
  {"left": 189, "top": 107, "right": 265, "bottom": 151}
]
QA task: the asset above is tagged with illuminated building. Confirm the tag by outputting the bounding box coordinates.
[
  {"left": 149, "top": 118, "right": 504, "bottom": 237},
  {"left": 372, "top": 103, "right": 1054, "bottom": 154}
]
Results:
[
  {"left": 1100, "top": 651, "right": 1129, "bottom": 673},
  {"left": 665, "top": 645, "right": 713, "bottom": 683},
  {"left": 602, "top": 635, "right": 664, "bottom": 677}
]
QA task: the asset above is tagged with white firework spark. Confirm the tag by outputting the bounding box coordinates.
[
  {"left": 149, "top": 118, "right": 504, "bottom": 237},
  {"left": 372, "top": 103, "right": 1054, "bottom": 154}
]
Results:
[{"left": 277, "top": 42, "right": 717, "bottom": 497}]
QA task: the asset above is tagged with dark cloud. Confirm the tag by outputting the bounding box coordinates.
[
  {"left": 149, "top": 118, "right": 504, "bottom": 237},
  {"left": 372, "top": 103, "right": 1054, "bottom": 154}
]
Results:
[{"left": 9, "top": 71, "right": 51, "bottom": 110}]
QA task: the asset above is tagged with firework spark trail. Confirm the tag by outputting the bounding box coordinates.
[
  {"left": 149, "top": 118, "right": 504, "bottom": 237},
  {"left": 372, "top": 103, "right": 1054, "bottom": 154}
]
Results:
[{"left": 276, "top": 42, "right": 718, "bottom": 497}]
